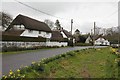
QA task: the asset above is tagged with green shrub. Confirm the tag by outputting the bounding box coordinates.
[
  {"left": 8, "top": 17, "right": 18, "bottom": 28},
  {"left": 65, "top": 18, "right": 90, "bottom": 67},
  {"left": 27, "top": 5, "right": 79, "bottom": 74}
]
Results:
[
  {"left": 67, "top": 52, "right": 76, "bottom": 56},
  {"left": 61, "top": 54, "right": 66, "bottom": 58}
]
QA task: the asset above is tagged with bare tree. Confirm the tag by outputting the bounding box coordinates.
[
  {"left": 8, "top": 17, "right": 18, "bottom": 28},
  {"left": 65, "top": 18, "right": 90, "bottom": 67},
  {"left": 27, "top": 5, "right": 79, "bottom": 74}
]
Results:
[
  {"left": 44, "top": 19, "right": 54, "bottom": 29},
  {"left": 95, "top": 27, "right": 101, "bottom": 35},
  {"left": 0, "top": 12, "right": 13, "bottom": 30},
  {"left": 106, "top": 28, "right": 114, "bottom": 35}
]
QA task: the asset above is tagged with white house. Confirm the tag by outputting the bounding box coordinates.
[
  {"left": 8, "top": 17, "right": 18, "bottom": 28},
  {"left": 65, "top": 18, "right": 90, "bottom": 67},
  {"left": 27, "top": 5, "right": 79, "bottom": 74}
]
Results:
[
  {"left": 46, "top": 27, "right": 74, "bottom": 47},
  {"left": 2, "top": 14, "right": 52, "bottom": 48},
  {"left": 85, "top": 34, "right": 110, "bottom": 46},
  {"left": 46, "top": 31, "right": 68, "bottom": 47},
  {"left": 94, "top": 37, "right": 110, "bottom": 46},
  {"left": 5, "top": 14, "right": 52, "bottom": 39}
]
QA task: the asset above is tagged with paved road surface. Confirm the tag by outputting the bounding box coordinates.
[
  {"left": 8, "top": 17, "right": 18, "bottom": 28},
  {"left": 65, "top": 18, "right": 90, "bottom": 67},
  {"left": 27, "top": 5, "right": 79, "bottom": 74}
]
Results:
[{"left": 2, "top": 46, "right": 106, "bottom": 75}]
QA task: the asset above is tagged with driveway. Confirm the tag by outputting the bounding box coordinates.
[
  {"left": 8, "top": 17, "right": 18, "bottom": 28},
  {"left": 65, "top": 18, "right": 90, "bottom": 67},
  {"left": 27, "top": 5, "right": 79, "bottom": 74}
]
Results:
[{"left": 2, "top": 46, "right": 106, "bottom": 75}]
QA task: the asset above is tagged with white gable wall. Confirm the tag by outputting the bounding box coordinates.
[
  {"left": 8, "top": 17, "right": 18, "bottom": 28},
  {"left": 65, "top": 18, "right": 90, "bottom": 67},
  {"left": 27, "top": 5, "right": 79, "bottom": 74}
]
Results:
[
  {"left": 61, "top": 31, "right": 67, "bottom": 38},
  {"left": 85, "top": 36, "right": 92, "bottom": 43},
  {"left": 20, "top": 29, "right": 39, "bottom": 37}
]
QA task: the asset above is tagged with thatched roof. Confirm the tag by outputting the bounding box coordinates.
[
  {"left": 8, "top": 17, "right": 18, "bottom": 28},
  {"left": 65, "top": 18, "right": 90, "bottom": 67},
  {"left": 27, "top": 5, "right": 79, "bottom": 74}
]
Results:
[
  {"left": 6, "top": 14, "right": 51, "bottom": 32},
  {"left": 3, "top": 30, "right": 24, "bottom": 36},
  {"left": 2, "top": 35, "right": 46, "bottom": 42}
]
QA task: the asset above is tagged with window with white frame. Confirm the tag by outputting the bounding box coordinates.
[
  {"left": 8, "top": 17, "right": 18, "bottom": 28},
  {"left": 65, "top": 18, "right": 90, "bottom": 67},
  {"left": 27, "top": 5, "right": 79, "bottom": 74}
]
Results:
[{"left": 13, "top": 25, "right": 25, "bottom": 30}]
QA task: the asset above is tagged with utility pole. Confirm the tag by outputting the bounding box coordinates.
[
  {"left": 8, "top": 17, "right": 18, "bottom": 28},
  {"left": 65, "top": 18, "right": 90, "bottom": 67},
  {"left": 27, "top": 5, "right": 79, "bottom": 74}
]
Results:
[
  {"left": 93, "top": 22, "right": 96, "bottom": 48},
  {"left": 94, "top": 22, "right": 96, "bottom": 36},
  {"left": 70, "top": 19, "right": 73, "bottom": 47},
  {"left": 71, "top": 19, "right": 73, "bottom": 34}
]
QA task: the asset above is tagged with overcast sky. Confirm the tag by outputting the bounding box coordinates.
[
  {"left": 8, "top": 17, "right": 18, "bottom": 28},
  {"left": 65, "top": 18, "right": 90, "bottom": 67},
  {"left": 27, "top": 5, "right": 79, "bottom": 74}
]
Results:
[{"left": 2, "top": 0, "right": 119, "bottom": 34}]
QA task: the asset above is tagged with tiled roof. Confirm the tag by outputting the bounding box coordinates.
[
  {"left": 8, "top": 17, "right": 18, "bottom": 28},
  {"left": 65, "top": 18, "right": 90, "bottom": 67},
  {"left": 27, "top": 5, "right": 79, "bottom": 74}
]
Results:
[{"left": 63, "top": 29, "right": 73, "bottom": 38}]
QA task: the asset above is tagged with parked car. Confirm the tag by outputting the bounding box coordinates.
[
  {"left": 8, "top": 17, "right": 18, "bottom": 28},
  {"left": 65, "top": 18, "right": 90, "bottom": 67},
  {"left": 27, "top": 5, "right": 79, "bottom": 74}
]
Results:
[{"left": 111, "top": 44, "right": 119, "bottom": 48}]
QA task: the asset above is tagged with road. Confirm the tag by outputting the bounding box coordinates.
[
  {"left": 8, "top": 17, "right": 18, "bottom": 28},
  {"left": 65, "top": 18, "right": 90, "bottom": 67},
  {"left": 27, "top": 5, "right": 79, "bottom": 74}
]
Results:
[{"left": 2, "top": 46, "right": 106, "bottom": 75}]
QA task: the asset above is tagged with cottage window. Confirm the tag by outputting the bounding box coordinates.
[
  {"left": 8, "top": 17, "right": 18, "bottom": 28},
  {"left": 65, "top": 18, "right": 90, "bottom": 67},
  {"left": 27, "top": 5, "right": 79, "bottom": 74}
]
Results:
[
  {"left": 28, "top": 30, "right": 33, "bottom": 33},
  {"left": 46, "top": 32, "right": 49, "bottom": 35},
  {"left": 13, "top": 25, "right": 25, "bottom": 30},
  {"left": 39, "top": 31, "right": 41, "bottom": 34}
]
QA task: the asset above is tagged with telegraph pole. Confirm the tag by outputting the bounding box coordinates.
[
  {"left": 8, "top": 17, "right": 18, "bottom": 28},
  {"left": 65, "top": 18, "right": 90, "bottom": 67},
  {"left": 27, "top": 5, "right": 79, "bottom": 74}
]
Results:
[
  {"left": 70, "top": 19, "right": 73, "bottom": 47},
  {"left": 71, "top": 19, "right": 73, "bottom": 34},
  {"left": 93, "top": 22, "right": 96, "bottom": 48},
  {"left": 94, "top": 22, "right": 96, "bottom": 36}
]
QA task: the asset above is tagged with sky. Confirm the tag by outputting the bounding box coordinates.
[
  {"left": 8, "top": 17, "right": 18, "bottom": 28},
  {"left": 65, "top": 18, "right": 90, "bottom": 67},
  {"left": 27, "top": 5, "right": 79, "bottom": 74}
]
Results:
[{"left": 1, "top": 0, "right": 119, "bottom": 34}]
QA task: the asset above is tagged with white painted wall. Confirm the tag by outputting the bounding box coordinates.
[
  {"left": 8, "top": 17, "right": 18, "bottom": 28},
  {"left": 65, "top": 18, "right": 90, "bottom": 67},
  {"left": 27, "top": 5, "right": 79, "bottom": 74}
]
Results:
[
  {"left": 2, "top": 41, "right": 46, "bottom": 48},
  {"left": 46, "top": 42, "right": 68, "bottom": 47},
  {"left": 20, "top": 29, "right": 39, "bottom": 37},
  {"left": 20, "top": 29, "right": 51, "bottom": 38},
  {"left": 85, "top": 36, "right": 92, "bottom": 43},
  {"left": 2, "top": 41, "right": 68, "bottom": 48}
]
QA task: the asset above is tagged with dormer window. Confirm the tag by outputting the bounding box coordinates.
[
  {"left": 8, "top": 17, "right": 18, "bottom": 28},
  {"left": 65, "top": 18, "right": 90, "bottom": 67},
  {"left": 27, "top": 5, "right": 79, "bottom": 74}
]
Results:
[{"left": 13, "top": 25, "right": 25, "bottom": 30}]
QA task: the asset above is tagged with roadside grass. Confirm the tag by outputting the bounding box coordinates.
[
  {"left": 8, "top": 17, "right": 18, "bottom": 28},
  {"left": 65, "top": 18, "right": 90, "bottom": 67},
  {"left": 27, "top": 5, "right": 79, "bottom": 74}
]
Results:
[
  {"left": 1, "top": 49, "right": 40, "bottom": 55},
  {"left": 2, "top": 47, "right": 119, "bottom": 79}
]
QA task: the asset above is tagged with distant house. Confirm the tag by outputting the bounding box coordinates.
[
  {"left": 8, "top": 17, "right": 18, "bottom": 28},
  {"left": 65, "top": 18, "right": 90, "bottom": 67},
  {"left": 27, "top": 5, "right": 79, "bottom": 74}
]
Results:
[
  {"left": 74, "top": 29, "right": 80, "bottom": 35},
  {"left": 47, "top": 27, "right": 74, "bottom": 47},
  {"left": 62, "top": 29, "right": 73, "bottom": 39},
  {"left": 46, "top": 31, "right": 68, "bottom": 47},
  {"left": 73, "top": 29, "right": 80, "bottom": 43},
  {"left": 5, "top": 14, "right": 52, "bottom": 38},
  {"left": 61, "top": 29, "right": 75, "bottom": 46},
  {"left": 85, "top": 35, "right": 93, "bottom": 44},
  {"left": 85, "top": 34, "right": 110, "bottom": 46},
  {"left": 94, "top": 37, "right": 110, "bottom": 46}
]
